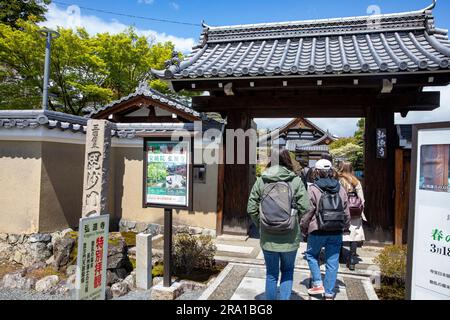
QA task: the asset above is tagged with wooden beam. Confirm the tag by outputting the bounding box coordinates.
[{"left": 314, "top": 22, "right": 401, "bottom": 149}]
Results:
[
  {"left": 192, "top": 92, "right": 440, "bottom": 113},
  {"left": 171, "top": 73, "right": 450, "bottom": 92}
]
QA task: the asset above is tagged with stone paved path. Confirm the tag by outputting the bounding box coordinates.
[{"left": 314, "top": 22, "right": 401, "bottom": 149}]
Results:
[{"left": 201, "top": 238, "right": 381, "bottom": 301}]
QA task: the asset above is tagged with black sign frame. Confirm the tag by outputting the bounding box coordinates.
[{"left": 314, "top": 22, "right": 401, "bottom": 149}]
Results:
[{"left": 142, "top": 136, "right": 194, "bottom": 211}]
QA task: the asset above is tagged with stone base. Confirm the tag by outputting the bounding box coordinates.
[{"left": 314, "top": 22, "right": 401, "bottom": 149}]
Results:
[
  {"left": 217, "top": 234, "right": 249, "bottom": 242},
  {"left": 119, "top": 219, "right": 216, "bottom": 238},
  {"left": 150, "top": 282, "right": 183, "bottom": 300}
]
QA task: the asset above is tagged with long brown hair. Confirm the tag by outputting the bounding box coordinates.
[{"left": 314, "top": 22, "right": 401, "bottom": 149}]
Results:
[
  {"left": 267, "top": 148, "right": 294, "bottom": 172},
  {"left": 337, "top": 161, "right": 359, "bottom": 187}
]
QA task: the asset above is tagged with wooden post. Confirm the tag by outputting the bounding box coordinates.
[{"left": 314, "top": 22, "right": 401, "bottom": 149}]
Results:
[
  {"left": 216, "top": 144, "right": 225, "bottom": 236},
  {"left": 222, "top": 110, "right": 253, "bottom": 235},
  {"left": 364, "top": 107, "right": 396, "bottom": 241},
  {"left": 163, "top": 208, "right": 173, "bottom": 288},
  {"left": 395, "top": 148, "right": 404, "bottom": 245}
]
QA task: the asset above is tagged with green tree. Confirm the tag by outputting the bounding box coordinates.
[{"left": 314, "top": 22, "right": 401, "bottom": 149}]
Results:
[
  {"left": 329, "top": 137, "right": 358, "bottom": 150},
  {"left": 0, "top": 0, "right": 50, "bottom": 28},
  {"left": 354, "top": 118, "right": 365, "bottom": 145},
  {"left": 49, "top": 27, "right": 113, "bottom": 114},
  {"left": 94, "top": 29, "right": 175, "bottom": 99},
  {"left": 0, "top": 20, "right": 45, "bottom": 110},
  {"left": 330, "top": 143, "right": 364, "bottom": 171}
]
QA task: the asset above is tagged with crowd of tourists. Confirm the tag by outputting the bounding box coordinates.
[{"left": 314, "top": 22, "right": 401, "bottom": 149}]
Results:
[{"left": 247, "top": 148, "right": 366, "bottom": 300}]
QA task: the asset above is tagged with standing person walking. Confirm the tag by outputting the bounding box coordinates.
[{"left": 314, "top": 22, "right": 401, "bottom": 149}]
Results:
[
  {"left": 300, "top": 159, "right": 351, "bottom": 300},
  {"left": 247, "top": 148, "right": 310, "bottom": 300},
  {"left": 337, "top": 161, "right": 366, "bottom": 271}
]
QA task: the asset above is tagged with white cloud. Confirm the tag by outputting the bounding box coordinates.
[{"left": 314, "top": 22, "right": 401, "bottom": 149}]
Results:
[
  {"left": 40, "top": 3, "right": 195, "bottom": 53},
  {"left": 138, "top": 0, "right": 155, "bottom": 4},
  {"left": 171, "top": 2, "right": 180, "bottom": 10}
]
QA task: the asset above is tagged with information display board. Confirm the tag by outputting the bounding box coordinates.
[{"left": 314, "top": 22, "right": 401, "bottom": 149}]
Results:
[
  {"left": 143, "top": 138, "right": 192, "bottom": 210},
  {"left": 75, "top": 214, "right": 109, "bottom": 300},
  {"left": 407, "top": 123, "right": 450, "bottom": 300}
]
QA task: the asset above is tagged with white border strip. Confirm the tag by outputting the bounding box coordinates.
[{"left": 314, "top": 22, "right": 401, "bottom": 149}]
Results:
[
  {"left": 362, "top": 278, "right": 380, "bottom": 300},
  {"left": 197, "top": 263, "right": 235, "bottom": 300}
]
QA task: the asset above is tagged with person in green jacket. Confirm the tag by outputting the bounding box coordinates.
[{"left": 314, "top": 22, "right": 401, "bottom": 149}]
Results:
[{"left": 247, "top": 148, "right": 310, "bottom": 300}]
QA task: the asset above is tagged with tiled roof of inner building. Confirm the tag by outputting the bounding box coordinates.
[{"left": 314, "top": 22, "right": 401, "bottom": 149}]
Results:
[
  {"left": 152, "top": 4, "right": 450, "bottom": 80},
  {"left": 88, "top": 82, "right": 221, "bottom": 123}
]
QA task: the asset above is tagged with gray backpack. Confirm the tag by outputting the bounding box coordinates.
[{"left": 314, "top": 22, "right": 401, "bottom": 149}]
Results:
[{"left": 260, "top": 181, "right": 298, "bottom": 234}]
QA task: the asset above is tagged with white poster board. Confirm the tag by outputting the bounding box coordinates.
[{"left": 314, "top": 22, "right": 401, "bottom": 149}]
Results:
[
  {"left": 75, "top": 215, "right": 109, "bottom": 300},
  {"left": 407, "top": 125, "right": 450, "bottom": 300}
]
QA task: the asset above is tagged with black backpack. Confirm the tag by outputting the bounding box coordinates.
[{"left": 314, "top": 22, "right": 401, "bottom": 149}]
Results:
[
  {"left": 313, "top": 184, "right": 346, "bottom": 232},
  {"left": 260, "top": 181, "right": 298, "bottom": 234}
]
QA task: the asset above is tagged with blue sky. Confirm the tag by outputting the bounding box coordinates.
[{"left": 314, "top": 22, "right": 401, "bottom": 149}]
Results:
[
  {"left": 50, "top": 0, "right": 450, "bottom": 40},
  {"left": 43, "top": 0, "right": 450, "bottom": 137}
]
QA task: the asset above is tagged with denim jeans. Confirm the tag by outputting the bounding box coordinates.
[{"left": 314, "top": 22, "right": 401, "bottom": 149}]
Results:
[
  {"left": 305, "top": 233, "right": 343, "bottom": 298},
  {"left": 262, "top": 250, "right": 297, "bottom": 300}
]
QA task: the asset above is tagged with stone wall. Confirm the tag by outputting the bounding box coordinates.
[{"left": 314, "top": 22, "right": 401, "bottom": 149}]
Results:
[
  {"left": 119, "top": 219, "right": 216, "bottom": 238},
  {"left": 0, "top": 232, "right": 55, "bottom": 267}
]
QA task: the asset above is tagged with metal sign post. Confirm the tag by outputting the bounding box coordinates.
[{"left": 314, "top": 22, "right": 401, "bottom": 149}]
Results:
[
  {"left": 38, "top": 28, "right": 60, "bottom": 111},
  {"left": 143, "top": 136, "right": 193, "bottom": 289},
  {"left": 163, "top": 208, "right": 173, "bottom": 287}
]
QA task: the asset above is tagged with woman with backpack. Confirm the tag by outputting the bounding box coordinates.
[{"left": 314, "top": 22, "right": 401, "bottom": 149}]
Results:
[
  {"left": 337, "top": 161, "right": 366, "bottom": 271},
  {"left": 300, "top": 159, "right": 351, "bottom": 300},
  {"left": 247, "top": 148, "right": 310, "bottom": 300}
]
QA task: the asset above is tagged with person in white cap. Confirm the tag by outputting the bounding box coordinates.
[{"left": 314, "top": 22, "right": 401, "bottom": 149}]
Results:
[{"left": 300, "top": 159, "right": 351, "bottom": 300}]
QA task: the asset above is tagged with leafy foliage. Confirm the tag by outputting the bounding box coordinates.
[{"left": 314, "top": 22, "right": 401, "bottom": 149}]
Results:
[
  {"left": 330, "top": 143, "right": 364, "bottom": 171},
  {"left": 328, "top": 119, "right": 365, "bottom": 171},
  {"left": 374, "top": 245, "right": 407, "bottom": 300},
  {"left": 0, "top": 19, "right": 184, "bottom": 114},
  {"left": 0, "top": 0, "right": 50, "bottom": 28},
  {"left": 172, "top": 233, "right": 216, "bottom": 275},
  {"left": 329, "top": 137, "right": 358, "bottom": 150},
  {"left": 374, "top": 245, "right": 407, "bottom": 281}
]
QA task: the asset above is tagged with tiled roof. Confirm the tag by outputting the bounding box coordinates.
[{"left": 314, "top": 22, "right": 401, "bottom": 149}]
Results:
[
  {"left": 89, "top": 81, "right": 220, "bottom": 123},
  {"left": 296, "top": 145, "right": 330, "bottom": 153},
  {"left": 0, "top": 110, "right": 222, "bottom": 139},
  {"left": 152, "top": 3, "right": 450, "bottom": 80}
]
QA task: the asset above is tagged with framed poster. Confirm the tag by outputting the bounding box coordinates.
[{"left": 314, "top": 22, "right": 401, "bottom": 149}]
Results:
[
  {"left": 406, "top": 122, "right": 450, "bottom": 300},
  {"left": 75, "top": 214, "right": 109, "bottom": 300},
  {"left": 143, "top": 137, "right": 193, "bottom": 210}
]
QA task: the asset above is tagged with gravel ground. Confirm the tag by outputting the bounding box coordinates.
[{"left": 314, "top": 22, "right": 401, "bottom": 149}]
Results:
[
  {"left": 113, "top": 289, "right": 152, "bottom": 300},
  {"left": 343, "top": 277, "right": 369, "bottom": 300},
  {"left": 113, "top": 288, "right": 205, "bottom": 300},
  {"left": 177, "top": 289, "right": 205, "bottom": 300},
  {"left": 207, "top": 265, "right": 249, "bottom": 300},
  {"left": 0, "top": 288, "right": 68, "bottom": 300}
]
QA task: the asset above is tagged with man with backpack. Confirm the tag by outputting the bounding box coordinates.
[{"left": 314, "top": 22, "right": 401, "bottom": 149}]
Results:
[
  {"left": 247, "top": 148, "right": 310, "bottom": 300},
  {"left": 300, "top": 159, "right": 351, "bottom": 300}
]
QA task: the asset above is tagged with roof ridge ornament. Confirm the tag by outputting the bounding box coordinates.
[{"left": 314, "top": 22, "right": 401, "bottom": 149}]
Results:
[
  {"left": 423, "top": 0, "right": 437, "bottom": 11},
  {"left": 136, "top": 80, "right": 151, "bottom": 93}
]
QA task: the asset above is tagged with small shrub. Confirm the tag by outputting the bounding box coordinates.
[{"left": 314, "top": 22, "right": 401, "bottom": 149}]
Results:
[
  {"left": 374, "top": 245, "right": 407, "bottom": 281},
  {"left": 120, "top": 232, "right": 137, "bottom": 247},
  {"left": 152, "top": 263, "right": 164, "bottom": 277},
  {"left": 374, "top": 245, "right": 407, "bottom": 300},
  {"left": 172, "top": 233, "right": 217, "bottom": 275}
]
